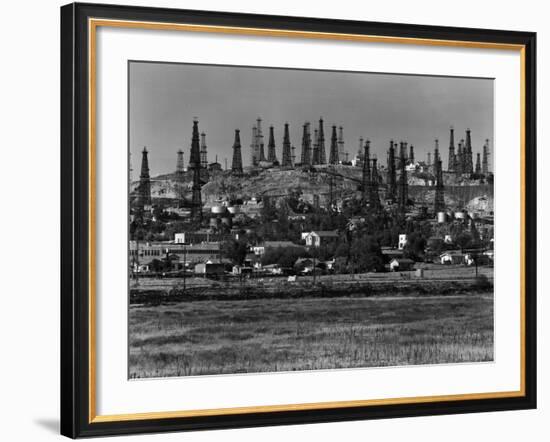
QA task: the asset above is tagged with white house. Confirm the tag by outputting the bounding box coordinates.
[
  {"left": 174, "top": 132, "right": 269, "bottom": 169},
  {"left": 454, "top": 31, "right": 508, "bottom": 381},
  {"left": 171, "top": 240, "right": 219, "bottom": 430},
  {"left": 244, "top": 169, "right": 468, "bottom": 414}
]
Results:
[
  {"left": 303, "top": 230, "right": 339, "bottom": 247},
  {"left": 398, "top": 234, "right": 408, "bottom": 250},
  {"left": 440, "top": 251, "right": 466, "bottom": 265}
]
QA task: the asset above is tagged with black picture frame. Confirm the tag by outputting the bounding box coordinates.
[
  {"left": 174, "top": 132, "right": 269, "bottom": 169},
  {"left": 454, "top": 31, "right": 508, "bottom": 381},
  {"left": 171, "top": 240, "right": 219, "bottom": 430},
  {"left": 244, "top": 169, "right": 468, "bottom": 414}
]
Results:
[{"left": 61, "top": 2, "right": 537, "bottom": 438}]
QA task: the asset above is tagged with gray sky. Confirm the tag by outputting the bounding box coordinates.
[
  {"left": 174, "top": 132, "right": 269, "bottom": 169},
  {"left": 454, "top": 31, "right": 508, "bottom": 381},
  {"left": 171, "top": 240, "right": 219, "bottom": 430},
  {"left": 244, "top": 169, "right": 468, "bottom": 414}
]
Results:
[{"left": 129, "top": 61, "right": 493, "bottom": 178}]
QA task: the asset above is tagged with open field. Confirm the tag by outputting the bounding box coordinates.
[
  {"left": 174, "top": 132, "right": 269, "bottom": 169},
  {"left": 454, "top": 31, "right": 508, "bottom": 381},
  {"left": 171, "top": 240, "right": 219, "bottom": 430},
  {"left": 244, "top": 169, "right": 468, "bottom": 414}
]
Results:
[{"left": 129, "top": 291, "right": 493, "bottom": 378}]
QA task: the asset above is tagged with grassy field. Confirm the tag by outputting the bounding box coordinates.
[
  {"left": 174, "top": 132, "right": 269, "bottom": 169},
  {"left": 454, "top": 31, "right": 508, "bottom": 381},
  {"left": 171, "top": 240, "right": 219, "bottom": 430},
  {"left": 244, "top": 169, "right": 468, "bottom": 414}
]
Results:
[{"left": 129, "top": 291, "right": 493, "bottom": 378}]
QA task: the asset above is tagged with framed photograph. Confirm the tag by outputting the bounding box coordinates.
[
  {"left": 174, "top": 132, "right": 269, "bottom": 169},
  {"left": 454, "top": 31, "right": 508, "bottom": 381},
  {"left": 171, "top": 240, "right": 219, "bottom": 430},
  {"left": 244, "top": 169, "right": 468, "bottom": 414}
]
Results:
[{"left": 60, "top": 2, "right": 536, "bottom": 438}]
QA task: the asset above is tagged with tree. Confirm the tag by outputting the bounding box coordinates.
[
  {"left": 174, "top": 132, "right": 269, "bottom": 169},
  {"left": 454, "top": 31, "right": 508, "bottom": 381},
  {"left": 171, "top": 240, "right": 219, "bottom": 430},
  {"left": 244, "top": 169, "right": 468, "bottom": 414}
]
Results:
[
  {"left": 262, "top": 246, "right": 307, "bottom": 268},
  {"left": 455, "top": 232, "right": 473, "bottom": 250},
  {"left": 349, "top": 235, "right": 384, "bottom": 272},
  {"left": 403, "top": 231, "right": 427, "bottom": 261},
  {"left": 222, "top": 238, "right": 248, "bottom": 265},
  {"left": 334, "top": 242, "right": 349, "bottom": 258}
]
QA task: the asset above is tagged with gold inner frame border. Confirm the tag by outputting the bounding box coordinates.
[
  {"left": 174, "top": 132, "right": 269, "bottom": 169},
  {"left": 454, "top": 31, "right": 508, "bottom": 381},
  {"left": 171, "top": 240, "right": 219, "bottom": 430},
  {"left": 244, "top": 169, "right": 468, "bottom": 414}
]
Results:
[{"left": 87, "top": 17, "right": 527, "bottom": 424}]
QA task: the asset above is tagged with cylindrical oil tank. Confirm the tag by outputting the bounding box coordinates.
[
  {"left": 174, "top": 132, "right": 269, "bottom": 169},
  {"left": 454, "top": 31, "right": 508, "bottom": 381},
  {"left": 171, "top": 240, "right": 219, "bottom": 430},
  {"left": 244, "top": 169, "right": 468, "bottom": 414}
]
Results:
[
  {"left": 227, "top": 206, "right": 240, "bottom": 215},
  {"left": 437, "top": 212, "right": 446, "bottom": 223},
  {"left": 209, "top": 217, "right": 219, "bottom": 228},
  {"left": 454, "top": 211, "right": 466, "bottom": 220}
]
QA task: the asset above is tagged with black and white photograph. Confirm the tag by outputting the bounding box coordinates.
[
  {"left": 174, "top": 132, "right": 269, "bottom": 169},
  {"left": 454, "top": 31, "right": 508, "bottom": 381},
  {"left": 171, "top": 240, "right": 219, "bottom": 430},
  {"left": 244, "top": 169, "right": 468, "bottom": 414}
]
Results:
[{"left": 128, "top": 61, "right": 495, "bottom": 379}]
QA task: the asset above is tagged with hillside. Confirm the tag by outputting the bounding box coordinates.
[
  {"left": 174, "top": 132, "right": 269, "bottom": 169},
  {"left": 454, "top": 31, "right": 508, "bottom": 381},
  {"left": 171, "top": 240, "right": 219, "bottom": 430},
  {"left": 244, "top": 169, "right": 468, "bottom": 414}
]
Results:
[{"left": 133, "top": 166, "right": 493, "bottom": 213}]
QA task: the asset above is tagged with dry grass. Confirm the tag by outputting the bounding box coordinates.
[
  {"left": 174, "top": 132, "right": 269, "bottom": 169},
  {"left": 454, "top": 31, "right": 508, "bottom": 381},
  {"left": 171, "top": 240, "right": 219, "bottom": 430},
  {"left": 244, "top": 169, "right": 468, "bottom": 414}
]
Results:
[{"left": 129, "top": 291, "right": 493, "bottom": 378}]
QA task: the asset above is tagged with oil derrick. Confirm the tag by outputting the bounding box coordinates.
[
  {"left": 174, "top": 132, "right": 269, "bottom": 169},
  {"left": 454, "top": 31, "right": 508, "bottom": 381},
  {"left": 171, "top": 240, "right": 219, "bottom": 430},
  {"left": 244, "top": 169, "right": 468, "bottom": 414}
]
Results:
[
  {"left": 409, "top": 144, "right": 415, "bottom": 164},
  {"left": 267, "top": 125, "right": 278, "bottom": 164},
  {"left": 398, "top": 146, "right": 408, "bottom": 212},
  {"left": 433, "top": 138, "right": 440, "bottom": 167},
  {"left": 175, "top": 149, "right": 185, "bottom": 206},
  {"left": 482, "top": 138, "right": 490, "bottom": 175},
  {"left": 465, "top": 129, "right": 474, "bottom": 174},
  {"left": 312, "top": 128, "right": 320, "bottom": 165},
  {"left": 257, "top": 118, "right": 267, "bottom": 162},
  {"left": 137, "top": 147, "right": 152, "bottom": 211},
  {"left": 300, "top": 122, "right": 312, "bottom": 166},
  {"left": 361, "top": 139, "right": 371, "bottom": 203},
  {"left": 475, "top": 152, "right": 481, "bottom": 174},
  {"left": 427, "top": 152, "right": 432, "bottom": 166},
  {"left": 356, "top": 137, "right": 364, "bottom": 167},
  {"left": 231, "top": 129, "right": 243, "bottom": 176},
  {"left": 329, "top": 125, "right": 339, "bottom": 165},
  {"left": 200, "top": 132, "right": 208, "bottom": 168},
  {"left": 448, "top": 126, "right": 456, "bottom": 172},
  {"left": 281, "top": 123, "right": 293, "bottom": 168},
  {"left": 399, "top": 141, "right": 407, "bottom": 169},
  {"left": 328, "top": 167, "right": 335, "bottom": 209},
  {"left": 434, "top": 157, "right": 445, "bottom": 213},
  {"left": 456, "top": 139, "right": 464, "bottom": 175},
  {"left": 387, "top": 140, "right": 397, "bottom": 201},
  {"left": 337, "top": 126, "right": 345, "bottom": 163},
  {"left": 250, "top": 125, "right": 258, "bottom": 166},
  {"left": 176, "top": 149, "right": 185, "bottom": 175},
  {"left": 369, "top": 157, "right": 381, "bottom": 209},
  {"left": 189, "top": 119, "right": 203, "bottom": 223},
  {"left": 250, "top": 118, "right": 266, "bottom": 166},
  {"left": 403, "top": 142, "right": 409, "bottom": 163},
  {"left": 318, "top": 118, "right": 327, "bottom": 164}
]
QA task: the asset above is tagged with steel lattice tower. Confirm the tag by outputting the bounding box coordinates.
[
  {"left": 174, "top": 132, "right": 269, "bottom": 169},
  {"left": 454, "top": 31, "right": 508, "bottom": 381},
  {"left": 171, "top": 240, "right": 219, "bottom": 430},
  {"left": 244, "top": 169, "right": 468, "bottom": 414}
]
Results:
[
  {"left": 329, "top": 125, "right": 339, "bottom": 165},
  {"left": 176, "top": 149, "right": 184, "bottom": 175},
  {"left": 300, "top": 122, "right": 311, "bottom": 166},
  {"left": 433, "top": 139, "right": 440, "bottom": 167},
  {"left": 267, "top": 126, "right": 278, "bottom": 164},
  {"left": 398, "top": 146, "right": 408, "bottom": 212},
  {"left": 200, "top": 132, "right": 208, "bottom": 168},
  {"left": 357, "top": 137, "right": 364, "bottom": 167},
  {"left": 337, "top": 126, "right": 345, "bottom": 163},
  {"left": 318, "top": 118, "right": 327, "bottom": 165},
  {"left": 482, "top": 138, "right": 490, "bottom": 175},
  {"left": 369, "top": 157, "right": 381, "bottom": 209},
  {"left": 175, "top": 149, "right": 185, "bottom": 206},
  {"left": 312, "top": 129, "right": 320, "bottom": 165},
  {"left": 399, "top": 141, "right": 407, "bottom": 169},
  {"left": 456, "top": 140, "right": 464, "bottom": 175},
  {"left": 250, "top": 125, "right": 258, "bottom": 166},
  {"left": 448, "top": 126, "right": 456, "bottom": 172},
  {"left": 189, "top": 119, "right": 203, "bottom": 222},
  {"left": 361, "top": 139, "right": 371, "bottom": 203},
  {"left": 137, "top": 147, "right": 151, "bottom": 210},
  {"left": 281, "top": 123, "right": 293, "bottom": 168},
  {"left": 387, "top": 140, "right": 397, "bottom": 201},
  {"left": 231, "top": 129, "right": 243, "bottom": 176},
  {"left": 434, "top": 158, "right": 445, "bottom": 213},
  {"left": 257, "top": 118, "right": 266, "bottom": 162},
  {"left": 475, "top": 152, "right": 482, "bottom": 174},
  {"left": 409, "top": 144, "right": 415, "bottom": 165},
  {"left": 465, "top": 129, "right": 474, "bottom": 174}
]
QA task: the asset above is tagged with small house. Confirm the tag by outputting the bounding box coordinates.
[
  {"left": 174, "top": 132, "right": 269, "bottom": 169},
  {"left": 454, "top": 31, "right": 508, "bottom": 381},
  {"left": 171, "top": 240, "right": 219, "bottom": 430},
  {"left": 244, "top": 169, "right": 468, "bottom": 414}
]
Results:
[
  {"left": 303, "top": 230, "right": 339, "bottom": 247},
  {"left": 398, "top": 234, "right": 408, "bottom": 250},
  {"left": 389, "top": 258, "right": 415, "bottom": 272},
  {"left": 440, "top": 251, "right": 466, "bottom": 265}
]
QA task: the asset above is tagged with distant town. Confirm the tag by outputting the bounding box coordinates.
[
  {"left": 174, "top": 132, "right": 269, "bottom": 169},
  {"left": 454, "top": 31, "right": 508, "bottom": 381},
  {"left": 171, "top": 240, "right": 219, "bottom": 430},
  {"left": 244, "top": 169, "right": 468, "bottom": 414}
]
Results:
[{"left": 129, "top": 117, "right": 493, "bottom": 281}]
